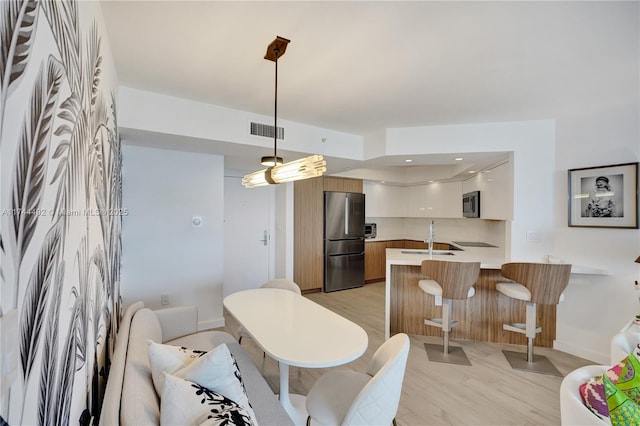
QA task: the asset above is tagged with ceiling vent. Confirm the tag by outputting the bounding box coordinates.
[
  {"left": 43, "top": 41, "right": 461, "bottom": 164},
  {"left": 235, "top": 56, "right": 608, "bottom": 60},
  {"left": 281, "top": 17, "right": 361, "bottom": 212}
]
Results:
[{"left": 250, "top": 122, "right": 284, "bottom": 140}]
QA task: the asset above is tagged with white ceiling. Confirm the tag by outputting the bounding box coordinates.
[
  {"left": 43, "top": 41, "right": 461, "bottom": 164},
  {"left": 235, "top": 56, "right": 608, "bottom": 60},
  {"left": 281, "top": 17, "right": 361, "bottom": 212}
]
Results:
[{"left": 100, "top": 1, "right": 638, "bottom": 179}]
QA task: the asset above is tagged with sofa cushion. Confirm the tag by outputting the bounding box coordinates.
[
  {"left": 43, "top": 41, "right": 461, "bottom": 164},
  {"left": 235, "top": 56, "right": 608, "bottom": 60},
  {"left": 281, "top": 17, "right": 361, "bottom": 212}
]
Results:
[
  {"left": 225, "top": 342, "right": 294, "bottom": 426},
  {"left": 149, "top": 342, "right": 257, "bottom": 424},
  {"left": 167, "top": 329, "right": 237, "bottom": 350},
  {"left": 100, "top": 302, "right": 144, "bottom": 426},
  {"left": 160, "top": 373, "right": 253, "bottom": 425},
  {"left": 120, "top": 308, "right": 163, "bottom": 425}
]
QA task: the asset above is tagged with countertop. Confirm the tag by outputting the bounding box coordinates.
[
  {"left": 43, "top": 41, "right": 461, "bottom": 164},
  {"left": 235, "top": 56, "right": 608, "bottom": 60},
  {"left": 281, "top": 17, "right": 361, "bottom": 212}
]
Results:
[
  {"left": 386, "top": 247, "right": 609, "bottom": 275},
  {"left": 386, "top": 247, "right": 505, "bottom": 269}
]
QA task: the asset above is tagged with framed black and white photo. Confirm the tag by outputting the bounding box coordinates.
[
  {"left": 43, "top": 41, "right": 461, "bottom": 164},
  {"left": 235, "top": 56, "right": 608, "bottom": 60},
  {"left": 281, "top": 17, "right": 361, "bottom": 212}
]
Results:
[{"left": 568, "top": 162, "right": 638, "bottom": 228}]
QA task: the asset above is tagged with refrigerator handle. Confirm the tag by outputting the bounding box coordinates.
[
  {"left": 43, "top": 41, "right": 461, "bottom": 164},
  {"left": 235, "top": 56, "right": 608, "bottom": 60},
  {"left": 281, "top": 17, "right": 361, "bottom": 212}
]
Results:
[{"left": 344, "top": 195, "right": 349, "bottom": 235}]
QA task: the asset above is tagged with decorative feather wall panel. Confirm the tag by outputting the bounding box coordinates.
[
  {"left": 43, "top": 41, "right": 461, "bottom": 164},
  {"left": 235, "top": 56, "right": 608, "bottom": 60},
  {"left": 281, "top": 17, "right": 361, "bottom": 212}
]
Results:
[{"left": 0, "top": 1, "right": 121, "bottom": 424}]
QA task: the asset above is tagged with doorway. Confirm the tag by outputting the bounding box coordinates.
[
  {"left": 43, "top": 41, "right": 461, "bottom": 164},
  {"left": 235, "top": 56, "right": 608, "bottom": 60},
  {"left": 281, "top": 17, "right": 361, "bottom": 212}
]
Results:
[{"left": 223, "top": 176, "right": 275, "bottom": 296}]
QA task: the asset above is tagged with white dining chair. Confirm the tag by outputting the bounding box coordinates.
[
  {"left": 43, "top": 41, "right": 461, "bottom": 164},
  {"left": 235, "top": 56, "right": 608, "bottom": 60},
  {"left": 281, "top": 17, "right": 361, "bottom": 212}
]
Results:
[
  {"left": 237, "top": 278, "right": 302, "bottom": 345},
  {"left": 305, "top": 333, "right": 410, "bottom": 426}
]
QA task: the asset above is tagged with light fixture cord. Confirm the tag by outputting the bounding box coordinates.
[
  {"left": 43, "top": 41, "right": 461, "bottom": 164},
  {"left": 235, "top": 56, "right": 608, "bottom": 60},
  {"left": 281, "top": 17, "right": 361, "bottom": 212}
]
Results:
[{"left": 273, "top": 47, "right": 279, "bottom": 164}]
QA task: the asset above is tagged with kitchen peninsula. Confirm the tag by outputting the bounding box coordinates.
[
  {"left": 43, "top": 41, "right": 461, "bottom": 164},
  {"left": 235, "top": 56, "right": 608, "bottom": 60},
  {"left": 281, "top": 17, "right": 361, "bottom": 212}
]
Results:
[
  {"left": 385, "top": 247, "right": 519, "bottom": 343},
  {"left": 384, "top": 247, "right": 607, "bottom": 347}
]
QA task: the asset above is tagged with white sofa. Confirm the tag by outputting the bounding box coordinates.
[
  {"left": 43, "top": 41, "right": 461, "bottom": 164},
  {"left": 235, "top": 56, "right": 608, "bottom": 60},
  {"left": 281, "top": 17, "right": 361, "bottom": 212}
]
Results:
[
  {"left": 560, "top": 321, "right": 640, "bottom": 425},
  {"left": 100, "top": 302, "right": 293, "bottom": 425}
]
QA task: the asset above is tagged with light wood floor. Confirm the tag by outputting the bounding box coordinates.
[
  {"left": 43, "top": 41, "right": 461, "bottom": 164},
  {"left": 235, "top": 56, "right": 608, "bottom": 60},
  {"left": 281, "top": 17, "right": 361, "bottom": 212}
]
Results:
[{"left": 222, "top": 282, "right": 594, "bottom": 425}]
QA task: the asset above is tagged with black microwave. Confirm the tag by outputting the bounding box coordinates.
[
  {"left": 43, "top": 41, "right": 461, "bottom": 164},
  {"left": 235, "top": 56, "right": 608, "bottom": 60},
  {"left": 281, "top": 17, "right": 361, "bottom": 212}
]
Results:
[{"left": 462, "top": 191, "right": 480, "bottom": 218}]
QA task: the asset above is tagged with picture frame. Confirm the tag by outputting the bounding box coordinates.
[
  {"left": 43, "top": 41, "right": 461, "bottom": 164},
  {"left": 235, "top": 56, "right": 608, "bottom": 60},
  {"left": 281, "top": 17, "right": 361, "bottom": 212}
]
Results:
[{"left": 568, "top": 162, "right": 638, "bottom": 228}]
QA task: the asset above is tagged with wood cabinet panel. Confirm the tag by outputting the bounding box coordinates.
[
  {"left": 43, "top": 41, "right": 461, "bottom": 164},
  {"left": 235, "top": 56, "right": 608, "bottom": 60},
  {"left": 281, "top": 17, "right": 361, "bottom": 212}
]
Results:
[
  {"left": 432, "top": 242, "right": 450, "bottom": 250},
  {"left": 403, "top": 240, "right": 427, "bottom": 249},
  {"left": 365, "top": 241, "right": 387, "bottom": 282},
  {"left": 386, "top": 240, "right": 406, "bottom": 249},
  {"left": 294, "top": 177, "right": 325, "bottom": 292},
  {"left": 323, "top": 176, "right": 363, "bottom": 193}
]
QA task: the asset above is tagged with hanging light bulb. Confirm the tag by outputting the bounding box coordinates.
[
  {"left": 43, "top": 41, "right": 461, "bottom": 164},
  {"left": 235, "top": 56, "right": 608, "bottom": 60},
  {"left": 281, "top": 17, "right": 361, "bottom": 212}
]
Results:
[{"left": 243, "top": 36, "right": 326, "bottom": 188}]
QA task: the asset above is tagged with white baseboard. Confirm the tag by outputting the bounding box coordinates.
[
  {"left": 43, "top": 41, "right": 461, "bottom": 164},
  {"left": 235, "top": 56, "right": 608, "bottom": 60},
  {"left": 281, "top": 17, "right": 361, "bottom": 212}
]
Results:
[
  {"left": 553, "top": 340, "right": 608, "bottom": 365},
  {"left": 198, "top": 317, "right": 225, "bottom": 331}
]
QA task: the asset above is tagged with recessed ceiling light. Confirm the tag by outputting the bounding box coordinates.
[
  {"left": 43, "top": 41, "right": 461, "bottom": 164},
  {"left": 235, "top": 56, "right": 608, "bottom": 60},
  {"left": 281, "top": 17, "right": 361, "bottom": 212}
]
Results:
[
  {"left": 468, "top": 170, "right": 476, "bottom": 173},
  {"left": 404, "top": 159, "right": 413, "bottom": 163},
  {"left": 381, "top": 180, "right": 386, "bottom": 184},
  {"left": 428, "top": 180, "right": 434, "bottom": 183},
  {"left": 454, "top": 157, "right": 463, "bottom": 161}
]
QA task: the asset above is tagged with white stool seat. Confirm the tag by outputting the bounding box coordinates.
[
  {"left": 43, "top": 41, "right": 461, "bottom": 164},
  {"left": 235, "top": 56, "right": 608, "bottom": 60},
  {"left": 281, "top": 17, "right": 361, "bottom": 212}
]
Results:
[
  {"left": 496, "top": 282, "right": 529, "bottom": 300},
  {"left": 419, "top": 279, "right": 475, "bottom": 298},
  {"left": 496, "top": 282, "right": 565, "bottom": 303}
]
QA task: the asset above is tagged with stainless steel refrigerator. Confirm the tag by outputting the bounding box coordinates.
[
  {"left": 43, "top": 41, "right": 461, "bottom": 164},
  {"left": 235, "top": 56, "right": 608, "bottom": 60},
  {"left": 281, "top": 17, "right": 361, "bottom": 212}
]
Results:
[{"left": 323, "top": 191, "right": 365, "bottom": 292}]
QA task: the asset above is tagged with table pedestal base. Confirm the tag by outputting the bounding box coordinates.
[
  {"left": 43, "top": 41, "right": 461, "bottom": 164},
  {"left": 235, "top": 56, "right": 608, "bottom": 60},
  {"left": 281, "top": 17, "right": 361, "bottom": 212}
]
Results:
[{"left": 278, "top": 393, "right": 308, "bottom": 426}]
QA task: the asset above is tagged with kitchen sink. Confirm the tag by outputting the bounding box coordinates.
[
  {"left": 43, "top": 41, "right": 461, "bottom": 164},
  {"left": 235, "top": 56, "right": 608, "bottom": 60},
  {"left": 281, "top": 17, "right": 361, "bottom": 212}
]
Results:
[{"left": 400, "top": 250, "right": 455, "bottom": 256}]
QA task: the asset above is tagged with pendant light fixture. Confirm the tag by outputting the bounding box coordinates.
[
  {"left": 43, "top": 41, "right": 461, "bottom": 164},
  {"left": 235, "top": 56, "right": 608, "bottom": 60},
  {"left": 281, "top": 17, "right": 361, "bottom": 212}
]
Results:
[{"left": 242, "top": 36, "right": 326, "bottom": 188}]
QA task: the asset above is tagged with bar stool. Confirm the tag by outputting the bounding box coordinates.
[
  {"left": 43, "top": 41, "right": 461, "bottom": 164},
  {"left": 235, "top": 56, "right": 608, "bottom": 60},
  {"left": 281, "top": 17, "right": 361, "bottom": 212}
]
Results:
[
  {"left": 496, "top": 262, "right": 571, "bottom": 376},
  {"left": 418, "top": 259, "right": 480, "bottom": 365}
]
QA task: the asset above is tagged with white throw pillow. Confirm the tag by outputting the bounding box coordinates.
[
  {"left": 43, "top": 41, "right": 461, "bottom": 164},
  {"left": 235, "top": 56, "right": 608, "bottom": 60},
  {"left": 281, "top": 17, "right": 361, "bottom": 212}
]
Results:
[
  {"left": 148, "top": 341, "right": 208, "bottom": 394},
  {"left": 148, "top": 342, "right": 257, "bottom": 424},
  {"left": 161, "top": 373, "right": 254, "bottom": 425}
]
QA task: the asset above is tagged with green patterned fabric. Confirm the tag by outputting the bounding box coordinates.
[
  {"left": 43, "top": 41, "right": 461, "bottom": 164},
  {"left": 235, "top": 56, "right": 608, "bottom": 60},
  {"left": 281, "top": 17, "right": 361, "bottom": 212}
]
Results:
[{"left": 604, "top": 350, "right": 640, "bottom": 425}]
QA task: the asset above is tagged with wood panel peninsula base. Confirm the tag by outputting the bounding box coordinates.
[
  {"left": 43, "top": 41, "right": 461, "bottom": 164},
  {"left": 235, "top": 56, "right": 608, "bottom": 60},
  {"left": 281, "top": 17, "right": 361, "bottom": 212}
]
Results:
[{"left": 384, "top": 248, "right": 558, "bottom": 348}]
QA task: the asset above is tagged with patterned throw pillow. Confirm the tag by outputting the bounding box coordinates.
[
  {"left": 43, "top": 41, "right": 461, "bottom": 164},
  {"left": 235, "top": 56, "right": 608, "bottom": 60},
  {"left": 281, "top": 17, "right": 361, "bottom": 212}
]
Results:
[
  {"left": 161, "top": 373, "right": 253, "bottom": 425},
  {"left": 579, "top": 363, "right": 623, "bottom": 420},
  {"left": 603, "top": 347, "right": 640, "bottom": 425},
  {"left": 148, "top": 342, "right": 257, "bottom": 425},
  {"left": 580, "top": 344, "right": 640, "bottom": 425}
]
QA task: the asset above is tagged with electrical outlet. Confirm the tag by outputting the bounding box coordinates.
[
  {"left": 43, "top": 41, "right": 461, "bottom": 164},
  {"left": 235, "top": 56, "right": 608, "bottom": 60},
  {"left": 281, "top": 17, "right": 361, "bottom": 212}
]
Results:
[
  {"left": 161, "top": 294, "right": 170, "bottom": 305},
  {"left": 526, "top": 230, "right": 540, "bottom": 242}
]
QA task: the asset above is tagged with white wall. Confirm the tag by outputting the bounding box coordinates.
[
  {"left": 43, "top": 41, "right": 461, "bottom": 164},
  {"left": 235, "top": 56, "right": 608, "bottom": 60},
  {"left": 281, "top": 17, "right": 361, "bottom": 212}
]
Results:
[
  {"left": 118, "top": 87, "right": 364, "bottom": 160},
  {"left": 121, "top": 145, "right": 225, "bottom": 329},
  {"left": 553, "top": 106, "right": 640, "bottom": 363}
]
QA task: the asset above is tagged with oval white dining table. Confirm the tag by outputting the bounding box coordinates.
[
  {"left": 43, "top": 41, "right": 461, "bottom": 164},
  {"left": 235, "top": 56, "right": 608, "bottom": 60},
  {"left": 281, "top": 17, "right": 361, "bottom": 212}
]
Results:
[{"left": 223, "top": 288, "right": 369, "bottom": 425}]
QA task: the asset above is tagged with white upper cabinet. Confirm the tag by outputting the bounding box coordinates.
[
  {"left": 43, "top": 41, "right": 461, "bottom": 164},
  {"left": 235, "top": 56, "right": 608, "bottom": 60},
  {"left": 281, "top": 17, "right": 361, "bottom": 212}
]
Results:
[
  {"left": 462, "top": 162, "right": 513, "bottom": 220},
  {"left": 432, "top": 181, "right": 463, "bottom": 218},
  {"left": 364, "top": 182, "right": 405, "bottom": 217},
  {"left": 364, "top": 162, "right": 511, "bottom": 219},
  {"left": 407, "top": 181, "right": 462, "bottom": 218},
  {"left": 405, "top": 185, "right": 428, "bottom": 217},
  {"left": 403, "top": 182, "right": 463, "bottom": 218}
]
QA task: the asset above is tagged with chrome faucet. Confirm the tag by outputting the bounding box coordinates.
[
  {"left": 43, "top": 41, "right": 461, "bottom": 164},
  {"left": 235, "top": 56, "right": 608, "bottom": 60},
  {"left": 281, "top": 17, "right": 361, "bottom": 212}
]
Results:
[{"left": 424, "top": 220, "right": 435, "bottom": 255}]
